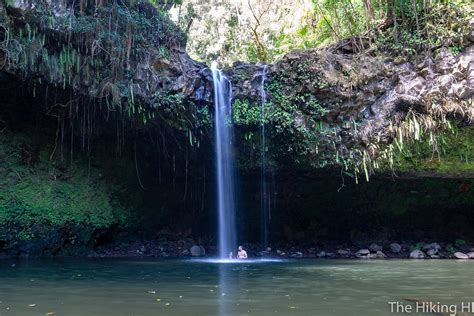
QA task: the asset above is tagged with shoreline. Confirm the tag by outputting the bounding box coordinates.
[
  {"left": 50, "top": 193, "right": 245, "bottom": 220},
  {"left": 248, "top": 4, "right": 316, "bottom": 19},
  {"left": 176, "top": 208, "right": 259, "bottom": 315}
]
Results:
[{"left": 3, "top": 239, "right": 474, "bottom": 260}]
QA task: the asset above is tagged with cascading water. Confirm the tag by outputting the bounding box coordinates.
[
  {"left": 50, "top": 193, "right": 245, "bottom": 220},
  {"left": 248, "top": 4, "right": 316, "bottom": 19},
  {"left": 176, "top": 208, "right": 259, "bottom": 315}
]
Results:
[
  {"left": 259, "top": 65, "right": 270, "bottom": 251},
  {"left": 211, "top": 62, "right": 237, "bottom": 259}
]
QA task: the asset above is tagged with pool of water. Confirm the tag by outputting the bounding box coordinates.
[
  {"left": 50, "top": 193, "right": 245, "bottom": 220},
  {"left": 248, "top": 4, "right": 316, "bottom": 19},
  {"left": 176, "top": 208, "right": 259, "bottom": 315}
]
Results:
[{"left": 0, "top": 258, "right": 473, "bottom": 315}]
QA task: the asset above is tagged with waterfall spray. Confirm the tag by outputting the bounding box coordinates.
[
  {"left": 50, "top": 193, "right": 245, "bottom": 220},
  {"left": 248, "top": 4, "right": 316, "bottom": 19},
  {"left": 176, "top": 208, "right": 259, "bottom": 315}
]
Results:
[
  {"left": 211, "top": 62, "right": 237, "bottom": 259},
  {"left": 259, "top": 65, "right": 270, "bottom": 251}
]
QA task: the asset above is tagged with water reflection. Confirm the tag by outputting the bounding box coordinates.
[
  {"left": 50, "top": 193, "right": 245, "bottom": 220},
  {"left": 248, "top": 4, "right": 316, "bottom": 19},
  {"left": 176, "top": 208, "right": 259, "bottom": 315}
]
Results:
[
  {"left": 191, "top": 258, "right": 283, "bottom": 315},
  {"left": 216, "top": 258, "right": 286, "bottom": 315},
  {"left": 218, "top": 263, "right": 232, "bottom": 316},
  {"left": 1, "top": 259, "right": 473, "bottom": 315}
]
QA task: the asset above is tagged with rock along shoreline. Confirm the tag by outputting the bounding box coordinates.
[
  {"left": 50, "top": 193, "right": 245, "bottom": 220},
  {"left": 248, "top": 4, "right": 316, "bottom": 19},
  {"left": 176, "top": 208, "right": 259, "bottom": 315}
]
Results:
[{"left": 85, "top": 240, "right": 474, "bottom": 260}]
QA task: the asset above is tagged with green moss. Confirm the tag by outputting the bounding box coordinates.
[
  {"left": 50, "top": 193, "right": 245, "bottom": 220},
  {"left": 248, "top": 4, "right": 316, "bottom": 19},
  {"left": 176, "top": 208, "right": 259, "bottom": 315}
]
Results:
[
  {"left": 0, "top": 131, "right": 129, "bottom": 240},
  {"left": 392, "top": 124, "right": 474, "bottom": 175}
]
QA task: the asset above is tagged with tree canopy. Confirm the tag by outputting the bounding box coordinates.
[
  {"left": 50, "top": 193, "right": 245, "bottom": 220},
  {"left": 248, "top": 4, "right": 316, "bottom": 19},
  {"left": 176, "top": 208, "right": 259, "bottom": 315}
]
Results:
[{"left": 171, "top": 0, "right": 473, "bottom": 64}]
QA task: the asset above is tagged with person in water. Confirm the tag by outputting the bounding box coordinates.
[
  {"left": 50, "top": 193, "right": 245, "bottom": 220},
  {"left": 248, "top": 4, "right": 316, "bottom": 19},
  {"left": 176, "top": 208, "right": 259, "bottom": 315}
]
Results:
[{"left": 237, "top": 246, "right": 248, "bottom": 259}]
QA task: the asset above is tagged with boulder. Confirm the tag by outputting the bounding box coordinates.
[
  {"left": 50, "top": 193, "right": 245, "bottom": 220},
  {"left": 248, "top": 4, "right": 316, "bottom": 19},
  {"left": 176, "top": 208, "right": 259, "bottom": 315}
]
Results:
[
  {"left": 376, "top": 251, "right": 386, "bottom": 259},
  {"left": 423, "top": 243, "right": 441, "bottom": 252},
  {"left": 356, "top": 249, "right": 370, "bottom": 255},
  {"left": 426, "top": 249, "right": 438, "bottom": 256},
  {"left": 136, "top": 245, "right": 146, "bottom": 256},
  {"left": 317, "top": 251, "right": 327, "bottom": 258},
  {"left": 389, "top": 243, "right": 402, "bottom": 253},
  {"left": 190, "top": 245, "right": 205, "bottom": 257},
  {"left": 467, "top": 252, "right": 474, "bottom": 259},
  {"left": 409, "top": 249, "right": 425, "bottom": 259},
  {"left": 356, "top": 249, "right": 371, "bottom": 258},
  {"left": 369, "top": 243, "right": 383, "bottom": 252},
  {"left": 291, "top": 251, "right": 303, "bottom": 258},
  {"left": 337, "top": 249, "right": 351, "bottom": 256},
  {"left": 453, "top": 252, "right": 469, "bottom": 259}
]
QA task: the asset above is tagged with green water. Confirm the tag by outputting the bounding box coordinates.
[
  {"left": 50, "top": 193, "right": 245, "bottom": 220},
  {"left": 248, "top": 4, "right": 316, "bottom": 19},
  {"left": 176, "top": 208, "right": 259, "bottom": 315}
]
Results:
[{"left": 0, "top": 259, "right": 473, "bottom": 315}]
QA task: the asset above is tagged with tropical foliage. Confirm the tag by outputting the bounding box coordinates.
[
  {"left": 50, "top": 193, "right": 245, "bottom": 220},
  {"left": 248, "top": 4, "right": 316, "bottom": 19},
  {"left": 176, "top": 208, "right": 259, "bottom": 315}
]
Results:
[{"left": 171, "top": 0, "right": 473, "bottom": 63}]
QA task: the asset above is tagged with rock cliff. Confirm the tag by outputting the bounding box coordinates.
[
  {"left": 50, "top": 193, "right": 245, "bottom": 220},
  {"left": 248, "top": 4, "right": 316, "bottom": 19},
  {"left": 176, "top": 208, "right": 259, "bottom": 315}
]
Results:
[{"left": 0, "top": 0, "right": 473, "bottom": 178}]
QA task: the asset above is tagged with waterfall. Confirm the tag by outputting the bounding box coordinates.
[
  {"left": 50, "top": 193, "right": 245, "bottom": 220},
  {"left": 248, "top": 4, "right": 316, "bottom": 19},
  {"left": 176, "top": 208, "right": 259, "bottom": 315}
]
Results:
[
  {"left": 211, "top": 62, "right": 237, "bottom": 259},
  {"left": 259, "top": 65, "right": 270, "bottom": 251}
]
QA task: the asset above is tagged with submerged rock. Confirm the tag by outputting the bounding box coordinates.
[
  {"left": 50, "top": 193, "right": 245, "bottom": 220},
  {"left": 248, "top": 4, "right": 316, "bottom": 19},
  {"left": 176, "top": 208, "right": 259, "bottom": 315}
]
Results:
[{"left": 409, "top": 250, "right": 425, "bottom": 259}]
